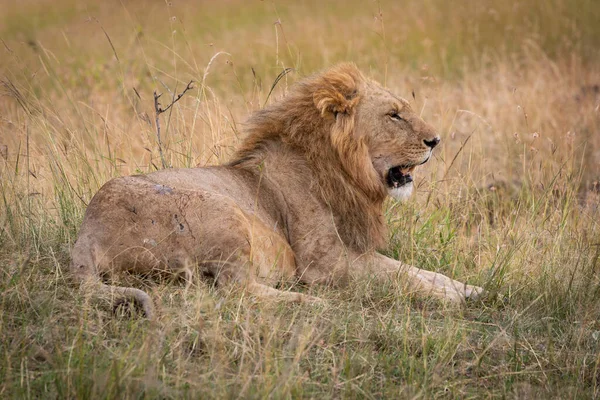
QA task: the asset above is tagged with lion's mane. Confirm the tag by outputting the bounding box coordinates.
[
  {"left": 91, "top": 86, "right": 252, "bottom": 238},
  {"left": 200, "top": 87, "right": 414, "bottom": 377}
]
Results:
[{"left": 230, "top": 64, "right": 388, "bottom": 252}]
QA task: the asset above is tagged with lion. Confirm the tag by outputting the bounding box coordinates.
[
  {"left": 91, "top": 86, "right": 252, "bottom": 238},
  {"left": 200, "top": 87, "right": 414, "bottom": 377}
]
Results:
[{"left": 70, "top": 63, "right": 483, "bottom": 319}]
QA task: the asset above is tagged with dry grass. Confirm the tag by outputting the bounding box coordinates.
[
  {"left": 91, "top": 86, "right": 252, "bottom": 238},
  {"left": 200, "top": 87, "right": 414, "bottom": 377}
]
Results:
[{"left": 1, "top": 0, "right": 600, "bottom": 398}]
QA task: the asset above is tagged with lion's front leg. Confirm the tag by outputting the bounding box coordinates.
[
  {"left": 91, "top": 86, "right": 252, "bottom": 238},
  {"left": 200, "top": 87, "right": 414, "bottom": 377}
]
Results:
[
  {"left": 351, "top": 252, "right": 484, "bottom": 303},
  {"left": 402, "top": 262, "right": 485, "bottom": 302}
]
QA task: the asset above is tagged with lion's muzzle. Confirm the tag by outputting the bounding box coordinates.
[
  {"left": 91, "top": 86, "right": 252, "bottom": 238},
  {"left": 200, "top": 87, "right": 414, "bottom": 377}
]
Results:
[{"left": 387, "top": 166, "right": 414, "bottom": 189}]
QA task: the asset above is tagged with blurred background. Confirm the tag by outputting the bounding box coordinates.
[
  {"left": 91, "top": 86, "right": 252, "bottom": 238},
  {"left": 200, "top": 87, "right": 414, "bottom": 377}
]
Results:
[{"left": 1, "top": 0, "right": 599, "bottom": 198}]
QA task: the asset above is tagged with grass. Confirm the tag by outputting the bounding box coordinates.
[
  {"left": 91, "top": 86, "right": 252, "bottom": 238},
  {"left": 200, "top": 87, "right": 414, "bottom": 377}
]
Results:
[{"left": 1, "top": 0, "right": 600, "bottom": 398}]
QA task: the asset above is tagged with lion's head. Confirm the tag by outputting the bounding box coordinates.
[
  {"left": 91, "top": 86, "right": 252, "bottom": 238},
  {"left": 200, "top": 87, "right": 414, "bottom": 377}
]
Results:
[
  {"left": 233, "top": 63, "right": 440, "bottom": 251},
  {"left": 312, "top": 63, "right": 440, "bottom": 202},
  {"left": 358, "top": 81, "right": 439, "bottom": 201}
]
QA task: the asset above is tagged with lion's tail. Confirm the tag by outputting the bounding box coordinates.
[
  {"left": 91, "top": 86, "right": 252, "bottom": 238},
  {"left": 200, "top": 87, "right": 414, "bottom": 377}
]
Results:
[
  {"left": 70, "top": 242, "right": 155, "bottom": 319},
  {"left": 81, "top": 278, "right": 155, "bottom": 319}
]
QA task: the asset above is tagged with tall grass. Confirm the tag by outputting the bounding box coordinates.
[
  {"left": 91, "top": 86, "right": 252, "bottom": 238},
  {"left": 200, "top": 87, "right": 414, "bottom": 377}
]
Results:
[{"left": 1, "top": 0, "right": 600, "bottom": 397}]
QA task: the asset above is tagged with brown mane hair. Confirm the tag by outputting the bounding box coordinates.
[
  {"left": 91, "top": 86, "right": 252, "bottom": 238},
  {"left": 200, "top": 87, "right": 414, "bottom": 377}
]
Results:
[{"left": 230, "top": 63, "right": 387, "bottom": 252}]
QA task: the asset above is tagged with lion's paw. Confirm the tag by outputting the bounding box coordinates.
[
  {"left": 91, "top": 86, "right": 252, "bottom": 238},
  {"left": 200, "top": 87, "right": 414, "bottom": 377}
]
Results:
[{"left": 465, "top": 285, "right": 485, "bottom": 301}]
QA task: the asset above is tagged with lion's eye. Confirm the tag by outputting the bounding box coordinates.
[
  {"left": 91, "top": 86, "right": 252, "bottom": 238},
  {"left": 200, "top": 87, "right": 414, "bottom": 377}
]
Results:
[{"left": 389, "top": 113, "right": 404, "bottom": 122}]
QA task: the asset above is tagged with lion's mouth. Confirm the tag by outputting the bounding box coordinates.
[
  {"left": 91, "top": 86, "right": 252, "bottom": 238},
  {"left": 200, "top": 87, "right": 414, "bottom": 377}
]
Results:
[{"left": 387, "top": 165, "right": 416, "bottom": 188}]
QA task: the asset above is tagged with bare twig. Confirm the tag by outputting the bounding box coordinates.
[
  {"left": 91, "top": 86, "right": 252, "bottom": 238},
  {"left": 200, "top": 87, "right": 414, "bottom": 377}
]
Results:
[{"left": 153, "top": 80, "right": 194, "bottom": 169}]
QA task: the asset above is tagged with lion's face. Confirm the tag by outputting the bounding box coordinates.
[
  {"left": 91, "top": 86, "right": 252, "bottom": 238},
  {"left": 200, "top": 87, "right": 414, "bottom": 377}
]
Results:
[{"left": 355, "top": 81, "right": 440, "bottom": 201}]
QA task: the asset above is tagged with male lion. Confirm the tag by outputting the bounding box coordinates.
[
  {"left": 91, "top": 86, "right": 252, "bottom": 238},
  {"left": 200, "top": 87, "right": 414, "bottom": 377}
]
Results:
[{"left": 70, "top": 63, "right": 483, "bottom": 318}]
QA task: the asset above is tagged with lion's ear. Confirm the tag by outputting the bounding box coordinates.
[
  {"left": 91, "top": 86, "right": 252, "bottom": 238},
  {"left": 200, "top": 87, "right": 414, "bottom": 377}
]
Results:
[{"left": 313, "top": 63, "right": 362, "bottom": 117}]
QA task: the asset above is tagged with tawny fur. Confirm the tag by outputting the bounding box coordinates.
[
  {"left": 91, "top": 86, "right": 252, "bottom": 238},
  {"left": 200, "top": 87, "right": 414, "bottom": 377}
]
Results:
[{"left": 70, "top": 63, "right": 483, "bottom": 319}]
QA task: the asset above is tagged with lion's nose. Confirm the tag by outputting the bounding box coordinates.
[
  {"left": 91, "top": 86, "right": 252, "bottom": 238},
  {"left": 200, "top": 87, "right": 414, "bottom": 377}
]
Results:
[{"left": 423, "top": 136, "right": 441, "bottom": 149}]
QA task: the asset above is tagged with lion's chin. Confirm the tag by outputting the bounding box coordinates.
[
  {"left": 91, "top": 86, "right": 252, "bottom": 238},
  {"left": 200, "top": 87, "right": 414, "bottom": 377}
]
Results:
[{"left": 387, "top": 182, "right": 413, "bottom": 202}]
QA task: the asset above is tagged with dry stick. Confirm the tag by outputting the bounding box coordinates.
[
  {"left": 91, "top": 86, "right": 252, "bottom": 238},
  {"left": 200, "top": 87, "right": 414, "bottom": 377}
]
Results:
[{"left": 153, "top": 80, "right": 194, "bottom": 169}]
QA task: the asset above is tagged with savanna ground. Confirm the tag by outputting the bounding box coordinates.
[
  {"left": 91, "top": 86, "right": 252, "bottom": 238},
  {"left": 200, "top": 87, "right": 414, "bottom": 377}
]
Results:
[{"left": 1, "top": 0, "right": 600, "bottom": 398}]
